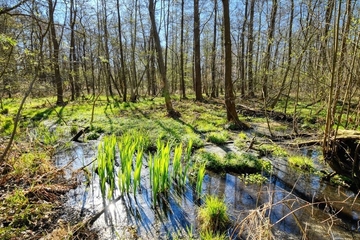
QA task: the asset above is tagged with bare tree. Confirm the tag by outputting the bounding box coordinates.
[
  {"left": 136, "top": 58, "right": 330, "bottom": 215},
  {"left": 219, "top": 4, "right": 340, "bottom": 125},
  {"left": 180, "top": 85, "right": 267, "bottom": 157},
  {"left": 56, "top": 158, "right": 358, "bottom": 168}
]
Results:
[
  {"left": 222, "top": 0, "right": 249, "bottom": 130},
  {"left": 149, "top": 0, "right": 179, "bottom": 117},
  {"left": 194, "top": 0, "right": 203, "bottom": 101},
  {"left": 48, "top": 0, "right": 64, "bottom": 106},
  {"left": 261, "top": 0, "right": 278, "bottom": 100},
  {"left": 210, "top": 0, "right": 218, "bottom": 98}
]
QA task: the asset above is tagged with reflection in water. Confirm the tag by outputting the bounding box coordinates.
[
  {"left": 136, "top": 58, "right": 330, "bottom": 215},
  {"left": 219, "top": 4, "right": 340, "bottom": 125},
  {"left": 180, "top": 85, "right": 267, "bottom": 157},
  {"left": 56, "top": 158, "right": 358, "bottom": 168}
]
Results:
[{"left": 55, "top": 142, "right": 360, "bottom": 239}]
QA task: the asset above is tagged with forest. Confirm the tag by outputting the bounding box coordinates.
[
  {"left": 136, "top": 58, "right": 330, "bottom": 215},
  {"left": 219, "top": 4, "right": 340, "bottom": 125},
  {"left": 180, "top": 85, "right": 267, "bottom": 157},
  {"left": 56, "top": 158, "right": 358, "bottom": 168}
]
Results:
[{"left": 1, "top": 0, "right": 360, "bottom": 239}]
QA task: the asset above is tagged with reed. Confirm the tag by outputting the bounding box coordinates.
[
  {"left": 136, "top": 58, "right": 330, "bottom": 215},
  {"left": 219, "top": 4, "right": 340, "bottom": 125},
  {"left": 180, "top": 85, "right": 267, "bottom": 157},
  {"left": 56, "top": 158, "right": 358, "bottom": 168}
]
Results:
[
  {"left": 148, "top": 154, "right": 159, "bottom": 205},
  {"left": 148, "top": 139, "right": 174, "bottom": 206},
  {"left": 196, "top": 164, "right": 206, "bottom": 195},
  {"left": 96, "top": 134, "right": 117, "bottom": 199},
  {"left": 118, "top": 135, "right": 136, "bottom": 194},
  {"left": 133, "top": 146, "right": 143, "bottom": 195},
  {"left": 181, "top": 139, "right": 193, "bottom": 187},
  {"left": 171, "top": 143, "right": 182, "bottom": 184}
]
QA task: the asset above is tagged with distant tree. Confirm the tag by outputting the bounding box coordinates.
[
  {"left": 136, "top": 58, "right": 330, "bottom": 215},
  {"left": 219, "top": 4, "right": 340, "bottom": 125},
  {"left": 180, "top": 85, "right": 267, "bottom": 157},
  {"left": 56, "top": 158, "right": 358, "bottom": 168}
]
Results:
[{"left": 0, "top": 0, "right": 28, "bottom": 15}]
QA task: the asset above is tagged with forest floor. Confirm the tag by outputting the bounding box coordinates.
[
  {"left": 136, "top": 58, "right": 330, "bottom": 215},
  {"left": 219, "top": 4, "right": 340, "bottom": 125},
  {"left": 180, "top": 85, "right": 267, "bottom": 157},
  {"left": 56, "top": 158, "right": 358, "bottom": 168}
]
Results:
[{"left": 0, "top": 95, "right": 346, "bottom": 239}]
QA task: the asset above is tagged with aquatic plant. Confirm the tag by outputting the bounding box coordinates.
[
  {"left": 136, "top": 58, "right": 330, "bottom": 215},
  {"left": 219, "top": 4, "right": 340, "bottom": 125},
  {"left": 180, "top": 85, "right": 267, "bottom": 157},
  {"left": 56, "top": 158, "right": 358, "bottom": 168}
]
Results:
[
  {"left": 198, "top": 195, "right": 230, "bottom": 234},
  {"left": 97, "top": 134, "right": 117, "bottom": 199},
  {"left": 118, "top": 133, "right": 136, "bottom": 194},
  {"left": 172, "top": 143, "right": 183, "bottom": 184},
  {"left": 196, "top": 164, "right": 206, "bottom": 195},
  {"left": 133, "top": 146, "right": 143, "bottom": 195},
  {"left": 149, "top": 139, "right": 194, "bottom": 206}
]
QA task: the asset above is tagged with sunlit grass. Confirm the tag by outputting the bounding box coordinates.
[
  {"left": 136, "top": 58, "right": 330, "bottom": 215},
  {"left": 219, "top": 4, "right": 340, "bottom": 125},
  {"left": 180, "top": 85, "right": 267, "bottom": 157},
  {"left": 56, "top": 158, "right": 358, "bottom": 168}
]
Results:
[
  {"left": 258, "top": 143, "right": 288, "bottom": 157},
  {"left": 10, "top": 151, "right": 52, "bottom": 177},
  {"left": 195, "top": 150, "right": 272, "bottom": 174},
  {"left": 198, "top": 195, "right": 230, "bottom": 234},
  {"left": 288, "top": 155, "right": 314, "bottom": 171},
  {"left": 206, "top": 131, "right": 229, "bottom": 145},
  {"left": 239, "top": 173, "right": 267, "bottom": 185}
]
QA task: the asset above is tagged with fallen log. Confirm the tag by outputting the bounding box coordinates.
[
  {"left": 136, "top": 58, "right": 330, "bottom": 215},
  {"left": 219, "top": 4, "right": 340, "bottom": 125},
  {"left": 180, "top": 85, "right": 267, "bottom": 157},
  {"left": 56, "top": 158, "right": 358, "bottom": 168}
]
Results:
[{"left": 71, "top": 126, "right": 90, "bottom": 142}]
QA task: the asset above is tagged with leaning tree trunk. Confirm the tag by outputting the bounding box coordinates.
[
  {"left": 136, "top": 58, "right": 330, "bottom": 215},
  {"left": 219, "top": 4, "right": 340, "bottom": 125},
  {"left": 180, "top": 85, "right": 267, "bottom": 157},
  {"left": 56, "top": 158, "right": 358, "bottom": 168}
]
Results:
[
  {"left": 149, "top": 0, "right": 180, "bottom": 118},
  {"left": 222, "top": 0, "right": 249, "bottom": 130}
]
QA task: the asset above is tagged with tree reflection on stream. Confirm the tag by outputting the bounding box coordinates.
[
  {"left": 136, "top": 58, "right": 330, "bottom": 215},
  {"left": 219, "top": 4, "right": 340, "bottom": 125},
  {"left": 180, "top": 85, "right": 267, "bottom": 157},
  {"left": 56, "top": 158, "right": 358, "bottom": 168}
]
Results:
[{"left": 55, "top": 141, "right": 360, "bottom": 239}]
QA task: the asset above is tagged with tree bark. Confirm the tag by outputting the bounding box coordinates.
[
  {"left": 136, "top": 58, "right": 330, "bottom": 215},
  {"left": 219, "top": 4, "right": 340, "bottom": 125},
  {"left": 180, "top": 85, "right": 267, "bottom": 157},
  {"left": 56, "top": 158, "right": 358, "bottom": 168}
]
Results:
[
  {"left": 180, "top": 0, "right": 186, "bottom": 99},
  {"left": 247, "top": 0, "right": 255, "bottom": 97},
  {"left": 211, "top": 0, "right": 218, "bottom": 98},
  {"left": 222, "top": 0, "right": 249, "bottom": 130},
  {"left": 116, "top": 0, "right": 127, "bottom": 102},
  {"left": 149, "top": 0, "right": 179, "bottom": 117},
  {"left": 261, "top": 0, "right": 277, "bottom": 100},
  {"left": 48, "top": 0, "right": 64, "bottom": 106},
  {"left": 194, "top": 0, "right": 203, "bottom": 101}
]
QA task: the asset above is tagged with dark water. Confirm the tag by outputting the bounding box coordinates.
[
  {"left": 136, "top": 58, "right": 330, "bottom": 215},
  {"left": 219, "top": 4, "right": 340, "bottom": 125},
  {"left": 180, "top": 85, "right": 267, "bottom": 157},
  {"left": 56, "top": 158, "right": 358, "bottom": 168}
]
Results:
[{"left": 54, "top": 141, "right": 360, "bottom": 239}]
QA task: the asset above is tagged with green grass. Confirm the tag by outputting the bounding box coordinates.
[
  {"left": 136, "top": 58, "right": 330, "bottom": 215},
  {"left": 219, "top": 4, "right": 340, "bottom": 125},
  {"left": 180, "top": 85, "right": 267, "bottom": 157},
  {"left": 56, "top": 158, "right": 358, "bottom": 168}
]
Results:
[
  {"left": 200, "top": 230, "right": 227, "bottom": 240},
  {"left": 206, "top": 131, "right": 229, "bottom": 145},
  {"left": 9, "top": 151, "right": 52, "bottom": 177},
  {"left": 240, "top": 173, "right": 267, "bottom": 185},
  {"left": 288, "top": 155, "right": 314, "bottom": 171},
  {"left": 194, "top": 150, "right": 272, "bottom": 174},
  {"left": 198, "top": 195, "right": 230, "bottom": 234},
  {"left": 258, "top": 143, "right": 288, "bottom": 157}
]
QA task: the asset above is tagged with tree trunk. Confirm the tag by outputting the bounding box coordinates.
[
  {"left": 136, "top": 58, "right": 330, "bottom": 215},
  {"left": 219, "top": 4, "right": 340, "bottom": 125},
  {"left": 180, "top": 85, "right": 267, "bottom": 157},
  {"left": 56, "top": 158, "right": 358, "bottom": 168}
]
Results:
[
  {"left": 239, "top": 0, "right": 248, "bottom": 98},
  {"left": 116, "top": 0, "right": 127, "bottom": 102},
  {"left": 180, "top": 0, "right": 186, "bottom": 99},
  {"left": 194, "top": 0, "right": 203, "bottom": 101},
  {"left": 269, "top": 0, "right": 294, "bottom": 108},
  {"left": 211, "top": 0, "right": 218, "bottom": 98},
  {"left": 261, "top": 0, "right": 277, "bottom": 100},
  {"left": 149, "top": 0, "right": 179, "bottom": 117},
  {"left": 222, "top": 0, "right": 249, "bottom": 130},
  {"left": 48, "top": 0, "right": 64, "bottom": 106},
  {"left": 247, "top": 0, "right": 255, "bottom": 97}
]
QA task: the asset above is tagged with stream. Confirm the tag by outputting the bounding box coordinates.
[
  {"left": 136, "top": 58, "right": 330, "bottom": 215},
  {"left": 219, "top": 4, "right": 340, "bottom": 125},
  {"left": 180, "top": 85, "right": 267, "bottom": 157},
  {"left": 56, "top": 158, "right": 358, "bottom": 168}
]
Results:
[{"left": 54, "top": 140, "right": 360, "bottom": 239}]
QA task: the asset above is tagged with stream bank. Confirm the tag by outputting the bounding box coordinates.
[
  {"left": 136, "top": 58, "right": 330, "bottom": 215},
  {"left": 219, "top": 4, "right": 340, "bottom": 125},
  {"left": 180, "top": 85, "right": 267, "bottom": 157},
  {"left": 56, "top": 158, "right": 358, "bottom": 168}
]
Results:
[{"left": 54, "top": 138, "right": 360, "bottom": 239}]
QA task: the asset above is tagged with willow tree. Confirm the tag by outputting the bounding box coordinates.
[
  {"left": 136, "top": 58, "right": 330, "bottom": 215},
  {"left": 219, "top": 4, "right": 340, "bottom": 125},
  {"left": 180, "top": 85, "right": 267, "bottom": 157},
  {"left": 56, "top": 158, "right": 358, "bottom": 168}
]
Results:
[
  {"left": 222, "top": 0, "right": 249, "bottom": 130},
  {"left": 148, "top": 0, "right": 179, "bottom": 117}
]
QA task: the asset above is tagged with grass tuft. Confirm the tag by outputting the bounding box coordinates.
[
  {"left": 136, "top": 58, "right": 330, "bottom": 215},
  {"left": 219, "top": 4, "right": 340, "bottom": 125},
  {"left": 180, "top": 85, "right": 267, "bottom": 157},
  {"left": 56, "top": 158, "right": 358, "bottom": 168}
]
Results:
[
  {"left": 198, "top": 195, "right": 230, "bottom": 234},
  {"left": 206, "top": 131, "right": 229, "bottom": 145},
  {"left": 288, "top": 155, "right": 314, "bottom": 171}
]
